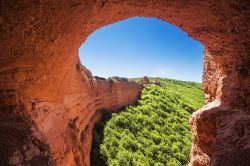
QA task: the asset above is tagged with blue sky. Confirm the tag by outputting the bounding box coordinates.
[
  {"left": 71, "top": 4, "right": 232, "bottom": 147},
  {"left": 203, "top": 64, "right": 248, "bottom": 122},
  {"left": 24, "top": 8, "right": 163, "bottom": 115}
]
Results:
[{"left": 79, "top": 17, "right": 203, "bottom": 82}]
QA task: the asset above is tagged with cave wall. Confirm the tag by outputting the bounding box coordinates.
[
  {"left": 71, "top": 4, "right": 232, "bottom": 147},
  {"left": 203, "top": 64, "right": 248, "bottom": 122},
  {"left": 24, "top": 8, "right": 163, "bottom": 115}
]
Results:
[{"left": 0, "top": 0, "right": 249, "bottom": 166}]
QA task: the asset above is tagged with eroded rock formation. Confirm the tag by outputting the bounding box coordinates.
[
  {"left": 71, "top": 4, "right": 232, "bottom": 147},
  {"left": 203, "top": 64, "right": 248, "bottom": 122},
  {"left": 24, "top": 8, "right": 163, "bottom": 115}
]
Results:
[
  {"left": 0, "top": 63, "right": 141, "bottom": 166},
  {"left": 0, "top": 0, "right": 249, "bottom": 166}
]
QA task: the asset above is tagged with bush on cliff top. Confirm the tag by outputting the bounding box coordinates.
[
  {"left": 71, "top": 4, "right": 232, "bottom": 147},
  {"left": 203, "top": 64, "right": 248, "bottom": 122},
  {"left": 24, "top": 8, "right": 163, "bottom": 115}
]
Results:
[{"left": 99, "top": 78, "right": 204, "bottom": 166}]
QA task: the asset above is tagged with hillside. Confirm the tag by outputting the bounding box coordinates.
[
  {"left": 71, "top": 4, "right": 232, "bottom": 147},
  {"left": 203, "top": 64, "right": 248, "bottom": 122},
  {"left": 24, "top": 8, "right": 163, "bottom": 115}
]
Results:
[{"left": 91, "top": 78, "right": 204, "bottom": 166}]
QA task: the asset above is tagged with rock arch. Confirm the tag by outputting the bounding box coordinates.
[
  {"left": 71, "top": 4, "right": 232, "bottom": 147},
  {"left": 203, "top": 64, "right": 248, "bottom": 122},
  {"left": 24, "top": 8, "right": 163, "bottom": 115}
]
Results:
[{"left": 0, "top": 0, "right": 249, "bottom": 166}]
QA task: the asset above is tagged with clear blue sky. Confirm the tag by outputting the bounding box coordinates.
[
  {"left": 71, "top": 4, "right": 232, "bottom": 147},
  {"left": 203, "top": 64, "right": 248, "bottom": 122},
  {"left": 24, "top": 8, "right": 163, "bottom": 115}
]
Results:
[{"left": 79, "top": 17, "right": 203, "bottom": 82}]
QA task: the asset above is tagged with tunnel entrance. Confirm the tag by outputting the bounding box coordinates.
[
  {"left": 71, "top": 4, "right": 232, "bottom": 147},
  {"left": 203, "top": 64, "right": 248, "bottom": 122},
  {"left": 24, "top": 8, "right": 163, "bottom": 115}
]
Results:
[{"left": 80, "top": 17, "right": 205, "bottom": 165}]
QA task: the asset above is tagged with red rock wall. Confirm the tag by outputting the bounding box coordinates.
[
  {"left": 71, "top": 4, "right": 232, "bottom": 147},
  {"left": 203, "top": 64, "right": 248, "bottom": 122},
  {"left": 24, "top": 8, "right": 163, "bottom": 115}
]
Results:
[
  {"left": 0, "top": 60, "right": 141, "bottom": 166},
  {"left": 27, "top": 65, "right": 141, "bottom": 166},
  {"left": 0, "top": 0, "right": 249, "bottom": 166}
]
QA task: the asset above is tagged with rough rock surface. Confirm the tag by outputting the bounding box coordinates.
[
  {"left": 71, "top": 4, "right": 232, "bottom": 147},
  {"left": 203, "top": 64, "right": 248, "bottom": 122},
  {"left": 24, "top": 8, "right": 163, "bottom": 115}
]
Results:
[
  {"left": 0, "top": 0, "right": 250, "bottom": 166},
  {"left": 0, "top": 62, "right": 141, "bottom": 166}
]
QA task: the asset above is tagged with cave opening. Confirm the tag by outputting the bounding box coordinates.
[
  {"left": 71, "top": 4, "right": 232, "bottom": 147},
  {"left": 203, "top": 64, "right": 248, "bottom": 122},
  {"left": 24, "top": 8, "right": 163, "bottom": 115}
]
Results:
[
  {"left": 1, "top": 1, "right": 249, "bottom": 166},
  {"left": 79, "top": 17, "right": 204, "bottom": 82},
  {"left": 78, "top": 17, "right": 205, "bottom": 165}
]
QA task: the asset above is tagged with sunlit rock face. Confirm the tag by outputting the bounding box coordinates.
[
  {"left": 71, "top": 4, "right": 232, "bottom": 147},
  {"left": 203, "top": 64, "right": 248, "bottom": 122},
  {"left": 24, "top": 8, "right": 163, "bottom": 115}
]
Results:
[
  {"left": 0, "top": 60, "right": 141, "bottom": 166},
  {"left": 0, "top": 0, "right": 249, "bottom": 166}
]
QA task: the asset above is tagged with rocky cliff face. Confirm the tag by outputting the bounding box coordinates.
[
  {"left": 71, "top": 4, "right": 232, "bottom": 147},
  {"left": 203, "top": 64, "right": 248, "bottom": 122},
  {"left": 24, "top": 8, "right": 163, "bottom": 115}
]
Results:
[
  {"left": 0, "top": 0, "right": 249, "bottom": 166},
  {"left": 0, "top": 63, "right": 141, "bottom": 166}
]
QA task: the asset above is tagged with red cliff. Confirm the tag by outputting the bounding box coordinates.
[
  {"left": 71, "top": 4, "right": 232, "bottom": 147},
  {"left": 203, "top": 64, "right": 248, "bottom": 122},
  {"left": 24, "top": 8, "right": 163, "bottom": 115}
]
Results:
[{"left": 28, "top": 66, "right": 141, "bottom": 166}]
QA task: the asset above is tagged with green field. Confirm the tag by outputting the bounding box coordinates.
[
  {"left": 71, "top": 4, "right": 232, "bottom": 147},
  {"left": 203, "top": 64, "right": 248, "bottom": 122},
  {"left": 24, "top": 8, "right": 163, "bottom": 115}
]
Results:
[{"left": 91, "top": 78, "right": 204, "bottom": 166}]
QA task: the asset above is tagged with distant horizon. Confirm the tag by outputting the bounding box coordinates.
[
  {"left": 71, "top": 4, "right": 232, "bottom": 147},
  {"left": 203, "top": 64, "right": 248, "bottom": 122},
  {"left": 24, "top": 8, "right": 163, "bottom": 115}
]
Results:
[
  {"left": 79, "top": 17, "right": 204, "bottom": 82},
  {"left": 92, "top": 75, "right": 202, "bottom": 83}
]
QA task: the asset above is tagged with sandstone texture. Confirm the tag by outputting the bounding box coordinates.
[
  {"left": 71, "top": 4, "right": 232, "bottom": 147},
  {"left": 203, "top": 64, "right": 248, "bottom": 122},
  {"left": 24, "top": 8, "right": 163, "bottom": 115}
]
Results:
[
  {"left": 0, "top": 62, "right": 141, "bottom": 166},
  {"left": 0, "top": 0, "right": 250, "bottom": 166}
]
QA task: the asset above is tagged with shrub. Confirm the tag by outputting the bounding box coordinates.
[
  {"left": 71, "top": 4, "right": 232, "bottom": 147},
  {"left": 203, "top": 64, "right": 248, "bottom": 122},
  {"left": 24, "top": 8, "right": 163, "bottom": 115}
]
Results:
[{"left": 99, "top": 78, "right": 204, "bottom": 165}]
